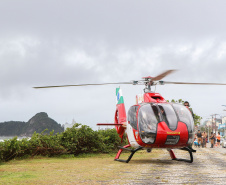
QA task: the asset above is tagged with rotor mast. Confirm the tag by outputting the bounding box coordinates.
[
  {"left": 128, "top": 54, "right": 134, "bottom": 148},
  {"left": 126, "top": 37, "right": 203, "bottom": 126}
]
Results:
[{"left": 143, "top": 77, "right": 154, "bottom": 93}]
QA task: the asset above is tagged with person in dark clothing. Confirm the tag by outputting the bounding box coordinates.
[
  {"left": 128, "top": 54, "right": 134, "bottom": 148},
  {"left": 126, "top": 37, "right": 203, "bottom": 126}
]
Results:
[
  {"left": 213, "top": 133, "right": 216, "bottom": 146},
  {"left": 210, "top": 132, "right": 215, "bottom": 148}
]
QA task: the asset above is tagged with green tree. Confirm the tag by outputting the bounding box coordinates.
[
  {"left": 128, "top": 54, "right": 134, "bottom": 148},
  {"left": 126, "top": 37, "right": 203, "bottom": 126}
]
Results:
[{"left": 193, "top": 113, "right": 202, "bottom": 126}]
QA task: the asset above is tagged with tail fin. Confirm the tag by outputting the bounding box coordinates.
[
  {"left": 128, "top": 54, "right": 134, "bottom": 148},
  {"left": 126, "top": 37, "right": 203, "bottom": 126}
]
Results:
[
  {"left": 115, "top": 88, "right": 127, "bottom": 142},
  {"left": 116, "top": 88, "right": 124, "bottom": 104}
]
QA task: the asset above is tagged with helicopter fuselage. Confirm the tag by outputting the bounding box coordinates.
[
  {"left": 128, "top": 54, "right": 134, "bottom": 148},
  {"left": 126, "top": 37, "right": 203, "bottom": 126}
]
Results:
[{"left": 118, "top": 92, "right": 194, "bottom": 149}]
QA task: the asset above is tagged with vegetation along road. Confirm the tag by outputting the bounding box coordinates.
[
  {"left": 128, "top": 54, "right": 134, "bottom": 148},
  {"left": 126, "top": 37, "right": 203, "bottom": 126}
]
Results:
[{"left": 0, "top": 146, "right": 225, "bottom": 185}]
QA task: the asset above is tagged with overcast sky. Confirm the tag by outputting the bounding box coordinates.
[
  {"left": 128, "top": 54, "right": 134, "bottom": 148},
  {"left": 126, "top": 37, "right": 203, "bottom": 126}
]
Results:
[{"left": 1, "top": 0, "right": 226, "bottom": 130}]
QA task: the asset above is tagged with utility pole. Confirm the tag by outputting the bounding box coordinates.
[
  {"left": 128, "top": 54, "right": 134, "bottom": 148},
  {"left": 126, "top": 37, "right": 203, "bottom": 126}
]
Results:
[
  {"left": 222, "top": 113, "right": 226, "bottom": 137},
  {"left": 222, "top": 105, "right": 226, "bottom": 137},
  {"left": 215, "top": 114, "right": 217, "bottom": 134},
  {"left": 208, "top": 125, "right": 210, "bottom": 142},
  {"left": 205, "top": 118, "right": 211, "bottom": 142},
  {"left": 210, "top": 114, "right": 219, "bottom": 133},
  {"left": 210, "top": 114, "right": 214, "bottom": 133}
]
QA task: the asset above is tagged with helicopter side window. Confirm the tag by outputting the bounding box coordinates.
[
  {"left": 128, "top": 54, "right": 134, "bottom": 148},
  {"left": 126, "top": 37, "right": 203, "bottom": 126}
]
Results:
[
  {"left": 128, "top": 106, "right": 139, "bottom": 130},
  {"left": 159, "top": 106, "right": 167, "bottom": 124},
  {"left": 158, "top": 104, "right": 178, "bottom": 130},
  {"left": 138, "top": 104, "right": 160, "bottom": 144},
  {"left": 172, "top": 104, "right": 194, "bottom": 132},
  {"left": 172, "top": 104, "right": 195, "bottom": 145}
]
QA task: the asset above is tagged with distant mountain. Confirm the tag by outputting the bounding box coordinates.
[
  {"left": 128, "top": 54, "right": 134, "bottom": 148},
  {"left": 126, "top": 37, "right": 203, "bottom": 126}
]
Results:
[{"left": 0, "top": 112, "right": 64, "bottom": 136}]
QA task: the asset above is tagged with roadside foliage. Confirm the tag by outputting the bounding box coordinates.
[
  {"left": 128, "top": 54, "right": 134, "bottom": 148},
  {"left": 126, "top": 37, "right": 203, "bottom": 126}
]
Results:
[{"left": 0, "top": 124, "right": 127, "bottom": 162}]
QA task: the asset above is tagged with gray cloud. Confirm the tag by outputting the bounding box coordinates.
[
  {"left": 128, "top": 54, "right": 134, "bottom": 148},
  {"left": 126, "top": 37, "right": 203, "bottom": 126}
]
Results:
[
  {"left": 1, "top": 1, "right": 226, "bottom": 128},
  {"left": 1, "top": 1, "right": 226, "bottom": 45}
]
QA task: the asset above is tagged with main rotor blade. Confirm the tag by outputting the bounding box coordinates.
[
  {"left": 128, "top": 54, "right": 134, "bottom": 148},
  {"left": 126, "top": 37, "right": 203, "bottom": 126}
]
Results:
[
  {"left": 33, "top": 82, "right": 132, "bottom": 89},
  {"left": 152, "top": 70, "right": 176, "bottom": 81},
  {"left": 162, "top": 81, "right": 226, "bottom": 85}
]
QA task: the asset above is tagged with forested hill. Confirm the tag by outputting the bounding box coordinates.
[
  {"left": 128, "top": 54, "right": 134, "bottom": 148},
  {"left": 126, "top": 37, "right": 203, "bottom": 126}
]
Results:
[{"left": 0, "top": 112, "right": 64, "bottom": 136}]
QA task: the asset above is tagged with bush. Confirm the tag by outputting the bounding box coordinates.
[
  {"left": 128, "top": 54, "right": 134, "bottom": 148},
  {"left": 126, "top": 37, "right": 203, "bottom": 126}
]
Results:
[
  {"left": 28, "top": 130, "right": 66, "bottom": 157},
  {"left": 60, "top": 124, "right": 103, "bottom": 155},
  {"left": 97, "top": 129, "right": 124, "bottom": 152},
  {"left": 0, "top": 130, "right": 66, "bottom": 161},
  {"left": 0, "top": 123, "right": 128, "bottom": 162}
]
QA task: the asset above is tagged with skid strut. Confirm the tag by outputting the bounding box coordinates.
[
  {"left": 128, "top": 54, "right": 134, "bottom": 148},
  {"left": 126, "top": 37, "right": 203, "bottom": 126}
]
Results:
[
  {"left": 114, "top": 145, "right": 143, "bottom": 163},
  {"left": 168, "top": 147, "right": 196, "bottom": 163}
]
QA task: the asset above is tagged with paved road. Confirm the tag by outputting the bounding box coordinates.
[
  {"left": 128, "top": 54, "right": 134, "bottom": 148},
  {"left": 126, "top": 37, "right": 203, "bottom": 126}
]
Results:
[{"left": 116, "top": 145, "right": 226, "bottom": 185}]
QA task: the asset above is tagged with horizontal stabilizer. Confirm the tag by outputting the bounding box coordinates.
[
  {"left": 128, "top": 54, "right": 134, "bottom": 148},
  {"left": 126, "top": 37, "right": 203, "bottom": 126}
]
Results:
[{"left": 97, "top": 123, "right": 123, "bottom": 126}]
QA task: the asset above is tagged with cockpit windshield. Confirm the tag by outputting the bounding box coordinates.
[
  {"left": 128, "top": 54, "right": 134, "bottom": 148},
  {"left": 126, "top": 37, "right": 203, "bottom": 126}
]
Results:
[
  {"left": 138, "top": 104, "right": 160, "bottom": 144},
  {"left": 138, "top": 103, "right": 194, "bottom": 144}
]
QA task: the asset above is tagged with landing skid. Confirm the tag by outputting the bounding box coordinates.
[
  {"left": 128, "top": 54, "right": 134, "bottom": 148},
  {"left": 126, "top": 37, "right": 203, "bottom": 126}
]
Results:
[
  {"left": 114, "top": 145, "right": 143, "bottom": 163},
  {"left": 114, "top": 145, "right": 196, "bottom": 163},
  {"left": 168, "top": 147, "right": 196, "bottom": 163}
]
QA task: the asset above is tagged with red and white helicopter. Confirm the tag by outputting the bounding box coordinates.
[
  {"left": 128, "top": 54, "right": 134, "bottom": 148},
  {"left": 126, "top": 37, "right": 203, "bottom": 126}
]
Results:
[{"left": 34, "top": 70, "right": 226, "bottom": 163}]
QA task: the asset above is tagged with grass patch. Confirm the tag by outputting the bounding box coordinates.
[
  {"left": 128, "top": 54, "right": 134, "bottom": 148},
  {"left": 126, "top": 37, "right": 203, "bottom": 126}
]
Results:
[{"left": 0, "top": 150, "right": 164, "bottom": 184}]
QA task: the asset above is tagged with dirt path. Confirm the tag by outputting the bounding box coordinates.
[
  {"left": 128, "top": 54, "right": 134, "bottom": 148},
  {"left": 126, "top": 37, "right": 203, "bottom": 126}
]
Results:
[{"left": 113, "top": 146, "right": 226, "bottom": 185}]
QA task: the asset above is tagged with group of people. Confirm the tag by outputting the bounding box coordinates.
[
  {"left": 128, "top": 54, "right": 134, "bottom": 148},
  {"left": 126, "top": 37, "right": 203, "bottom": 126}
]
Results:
[
  {"left": 194, "top": 130, "right": 208, "bottom": 148},
  {"left": 183, "top": 101, "right": 222, "bottom": 148},
  {"left": 194, "top": 130, "right": 221, "bottom": 148},
  {"left": 209, "top": 131, "right": 221, "bottom": 148}
]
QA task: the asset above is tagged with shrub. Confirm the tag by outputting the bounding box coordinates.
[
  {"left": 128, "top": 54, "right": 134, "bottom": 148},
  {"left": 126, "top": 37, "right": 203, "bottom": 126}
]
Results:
[
  {"left": 60, "top": 124, "right": 103, "bottom": 155},
  {"left": 0, "top": 123, "right": 128, "bottom": 162}
]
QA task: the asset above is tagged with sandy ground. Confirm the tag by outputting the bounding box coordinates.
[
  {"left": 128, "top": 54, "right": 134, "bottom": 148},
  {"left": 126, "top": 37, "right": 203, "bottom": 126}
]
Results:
[
  {"left": 109, "top": 143, "right": 226, "bottom": 185},
  {"left": 0, "top": 143, "right": 225, "bottom": 185},
  {"left": 100, "top": 145, "right": 226, "bottom": 185}
]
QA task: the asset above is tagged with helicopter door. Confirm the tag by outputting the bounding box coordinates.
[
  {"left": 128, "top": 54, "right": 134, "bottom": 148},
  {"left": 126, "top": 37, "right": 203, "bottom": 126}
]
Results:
[
  {"left": 138, "top": 104, "right": 160, "bottom": 144},
  {"left": 127, "top": 106, "right": 139, "bottom": 147},
  {"left": 172, "top": 104, "right": 195, "bottom": 145},
  {"left": 158, "top": 104, "right": 178, "bottom": 131}
]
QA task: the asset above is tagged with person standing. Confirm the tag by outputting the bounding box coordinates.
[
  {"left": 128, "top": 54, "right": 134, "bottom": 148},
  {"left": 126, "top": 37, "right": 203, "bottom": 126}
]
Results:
[
  {"left": 197, "top": 130, "right": 202, "bottom": 147},
  {"left": 217, "top": 132, "right": 221, "bottom": 147},
  {"left": 202, "top": 131, "right": 207, "bottom": 148},
  {"left": 210, "top": 132, "right": 214, "bottom": 148},
  {"left": 184, "top": 101, "right": 194, "bottom": 118}
]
